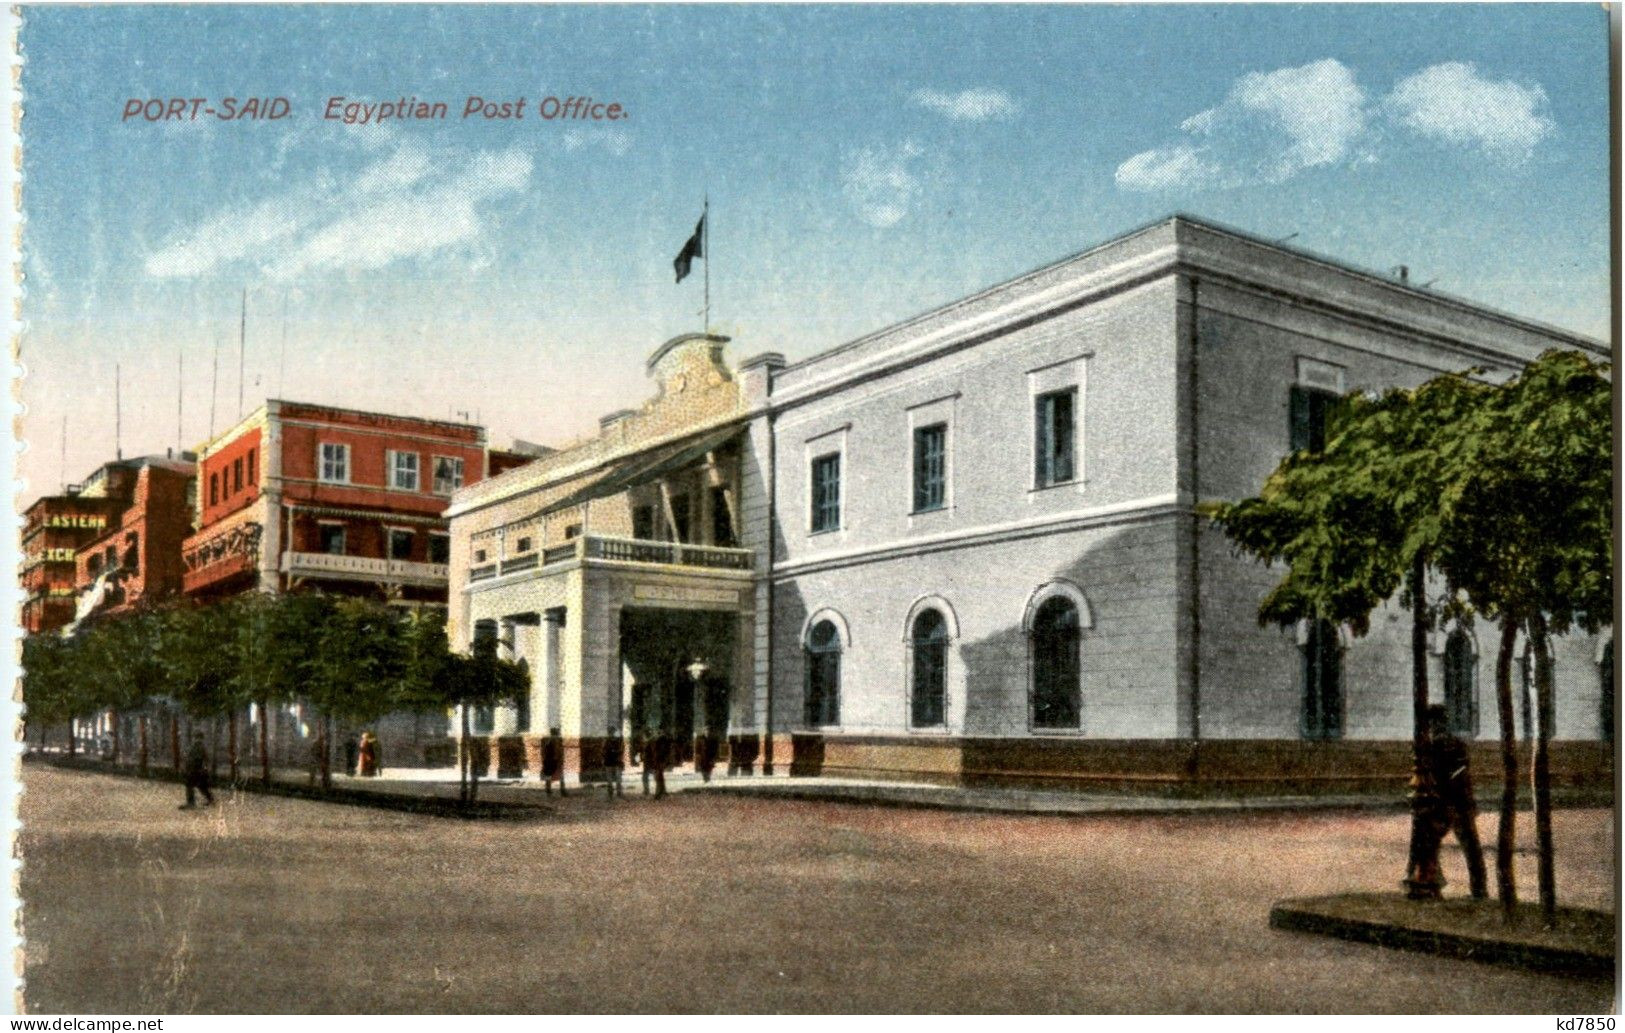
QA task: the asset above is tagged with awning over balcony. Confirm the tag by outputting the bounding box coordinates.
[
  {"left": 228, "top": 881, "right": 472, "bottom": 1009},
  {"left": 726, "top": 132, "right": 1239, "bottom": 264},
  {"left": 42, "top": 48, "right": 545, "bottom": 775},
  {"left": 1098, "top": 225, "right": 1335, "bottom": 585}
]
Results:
[{"left": 539, "top": 423, "right": 742, "bottom": 516}]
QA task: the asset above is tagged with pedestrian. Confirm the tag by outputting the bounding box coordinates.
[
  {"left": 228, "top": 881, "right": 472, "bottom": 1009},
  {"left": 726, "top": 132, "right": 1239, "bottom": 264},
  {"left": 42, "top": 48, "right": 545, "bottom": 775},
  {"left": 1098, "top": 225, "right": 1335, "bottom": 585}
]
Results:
[
  {"left": 651, "top": 727, "right": 669, "bottom": 800},
  {"left": 358, "top": 731, "right": 380, "bottom": 777},
  {"left": 603, "top": 725, "right": 625, "bottom": 799},
  {"left": 634, "top": 728, "right": 652, "bottom": 795},
  {"left": 641, "top": 726, "right": 666, "bottom": 798},
  {"left": 343, "top": 734, "right": 360, "bottom": 777},
  {"left": 1425, "top": 703, "right": 1487, "bottom": 898},
  {"left": 695, "top": 731, "right": 717, "bottom": 783},
  {"left": 541, "top": 726, "right": 567, "bottom": 796},
  {"left": 180, "top": 732, "right": 214, "bottom": 809}
]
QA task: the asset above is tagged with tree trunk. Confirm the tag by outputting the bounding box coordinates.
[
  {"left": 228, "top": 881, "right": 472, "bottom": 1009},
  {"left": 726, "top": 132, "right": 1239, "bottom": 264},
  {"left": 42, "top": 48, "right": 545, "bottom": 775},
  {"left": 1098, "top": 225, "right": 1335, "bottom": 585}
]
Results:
[
  {"left": 228, "top": 709, "right": 239, "bottom": 783},
  {"left": 170, "top": 714, "right": 180, "bottom": 772},
  {"left": 138, "top": 714, "right": 149, "bottom": 776},
  {"left": 1494, "top": 617, "right": 1519, "bottom": 922},
  {"left": 320, "top": 714, "right": 333, "bottom": 791},
  {"left": 259, "top": 698, "right": 271, "bottom": 787},
  {"left": 1402, "top": 551, "right": 1440, "bottom": 896},
  {"left": 67, "top": 716, "right": 77, "bottom": 757},
  {"left": 1411, "top": 553, "right": 1430, "bottom": 751},
  {"left": 111, "top": 710, "right": 121, "bottom": 765},
  {"left": 459, "top": 705, "right": 471, "bottom": 804},
  {"left": 1528, "top": 613, "right": 1557, "bottom": 926}
]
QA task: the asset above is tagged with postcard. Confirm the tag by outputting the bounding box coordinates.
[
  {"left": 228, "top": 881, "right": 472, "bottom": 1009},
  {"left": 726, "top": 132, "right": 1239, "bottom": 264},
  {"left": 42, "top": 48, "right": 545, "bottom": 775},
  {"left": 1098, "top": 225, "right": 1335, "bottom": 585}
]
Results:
[{"left": 9, "top": 3, "right": 1616, "bottom": 1018}]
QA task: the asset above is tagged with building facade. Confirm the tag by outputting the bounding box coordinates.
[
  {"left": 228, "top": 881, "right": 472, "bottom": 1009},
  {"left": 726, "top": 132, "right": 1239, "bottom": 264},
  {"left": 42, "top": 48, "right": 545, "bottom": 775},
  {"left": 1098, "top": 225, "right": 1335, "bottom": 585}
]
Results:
[
  {"left": 181, "top": 400, "right": 511, "bottom": 604},
  {"left": 445, "top": 335, "right": 771, "bottom": 778},
  {"left": 22, "top": 492, "right": 123, "bottom": 634},
  {"left": 768, "top": 217, "right": 1610, "bottom": 789},
  {"left": 73, "top": 456, "right": 196, "bottom": 620},
  {"left": 451, "top": 216, "right": 1609, "bottom": 790}
]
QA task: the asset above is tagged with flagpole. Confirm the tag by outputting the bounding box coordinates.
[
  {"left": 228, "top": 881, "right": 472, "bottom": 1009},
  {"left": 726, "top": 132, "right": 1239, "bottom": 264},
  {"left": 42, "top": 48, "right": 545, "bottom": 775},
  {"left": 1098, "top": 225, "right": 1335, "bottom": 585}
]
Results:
[{"left": 702, "top": 194, "right": 710, "bottom": 333}]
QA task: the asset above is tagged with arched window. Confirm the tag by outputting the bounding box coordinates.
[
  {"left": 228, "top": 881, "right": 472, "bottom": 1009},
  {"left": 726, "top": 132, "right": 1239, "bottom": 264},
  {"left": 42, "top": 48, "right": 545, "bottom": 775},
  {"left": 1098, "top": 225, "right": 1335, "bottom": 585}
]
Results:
[
  {"left": 910, "top": 609, "right": 948, "bottom": 728},
  {"left": 1031, "top": 597, "right": 1081, "bottom": 729},
  {"left": 1301, "top": 619, "right": 1342, "bottom": 740},
  {"left": 1443, "top": 629, "right": 1477, "bottom": 738},
  {"left": 1601, "top": 640, "right": 1614, "bottom": 743},
  {"left": 804, "top": 619, "right": 841, "bottom": 727}
]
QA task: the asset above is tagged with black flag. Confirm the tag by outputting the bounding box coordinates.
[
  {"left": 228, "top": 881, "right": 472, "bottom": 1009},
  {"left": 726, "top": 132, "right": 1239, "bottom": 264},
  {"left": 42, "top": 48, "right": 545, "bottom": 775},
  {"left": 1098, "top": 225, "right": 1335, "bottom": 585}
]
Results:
[{"left": 674, "top": 214, "right": 704, "bottom": 283}]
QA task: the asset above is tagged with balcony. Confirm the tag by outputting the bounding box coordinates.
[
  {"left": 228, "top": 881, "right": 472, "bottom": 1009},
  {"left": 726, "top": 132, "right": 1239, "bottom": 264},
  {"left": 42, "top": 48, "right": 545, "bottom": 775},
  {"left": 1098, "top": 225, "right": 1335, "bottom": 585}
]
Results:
[
  {"left": 280, "top": 551, "right": 450, "bottom": 589},
  {"left": 466, "top": 534, "right": 754, "bottom": 587},
  {"left": 582, "top": 535, "right": 752, "bottom": 571}
]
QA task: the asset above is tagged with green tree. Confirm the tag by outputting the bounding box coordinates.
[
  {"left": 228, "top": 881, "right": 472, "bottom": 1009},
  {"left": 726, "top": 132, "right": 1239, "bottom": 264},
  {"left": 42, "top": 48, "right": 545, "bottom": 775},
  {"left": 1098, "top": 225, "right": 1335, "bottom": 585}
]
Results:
[
  {"left": 306, "top": 597, "right": 408, "bottom": 789},
  {"left": 1207, "top": 371, "right": 1490, "bottom": 897},
  {"left": 1433, "top": 350, "right": 1612, "bottom": 925}
]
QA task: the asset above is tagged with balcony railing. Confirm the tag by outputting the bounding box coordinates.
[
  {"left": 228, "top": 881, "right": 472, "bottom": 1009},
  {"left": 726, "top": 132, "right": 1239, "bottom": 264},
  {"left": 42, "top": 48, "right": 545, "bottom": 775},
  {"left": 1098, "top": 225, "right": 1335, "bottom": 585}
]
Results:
[
  {"left": 583, "top": 535, "right": 753, "bottom": 570},
  {"left": 466, "top": 534, "right": 754, "bottom": 585},
  {"left": 281, "top": 551, "right": 449, "bottom": 588}
]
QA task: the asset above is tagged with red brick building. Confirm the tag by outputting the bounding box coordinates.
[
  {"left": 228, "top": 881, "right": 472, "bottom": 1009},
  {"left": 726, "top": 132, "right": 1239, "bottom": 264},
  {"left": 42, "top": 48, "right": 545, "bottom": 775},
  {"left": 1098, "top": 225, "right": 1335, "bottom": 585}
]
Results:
[
  {"left": 22, "top": 492, "right": 122, "bottom": 634},
  {"left": 73, "top": 456, "right": 197, "bottom": 620},
  {"left": 182, "top": 400, "right": 531, "bottom": 604}
]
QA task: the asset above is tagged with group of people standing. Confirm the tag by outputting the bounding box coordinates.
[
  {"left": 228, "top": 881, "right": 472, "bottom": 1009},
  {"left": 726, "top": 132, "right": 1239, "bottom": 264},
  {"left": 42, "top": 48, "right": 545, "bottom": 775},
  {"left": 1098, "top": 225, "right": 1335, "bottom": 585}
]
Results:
[
  {"left": 537, "top": 726, "right": 740, "bottom": 801},
  {"left": 342, "top": 731, "right": 383, "bottom": 778}
]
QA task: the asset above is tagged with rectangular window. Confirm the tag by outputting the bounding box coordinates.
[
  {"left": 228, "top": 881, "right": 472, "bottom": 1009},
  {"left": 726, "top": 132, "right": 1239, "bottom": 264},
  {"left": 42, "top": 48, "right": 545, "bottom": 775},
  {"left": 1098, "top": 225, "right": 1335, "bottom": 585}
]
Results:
[
  {"left": 390, "top": 451, "right": 420, "bottom": 491},
  {"left": 433, "top": 455, "right": 464, "bottom": 495},
  {"left": 208, "top": 473, "right": 219, "bottom": 506},
  {"left": 1035, "top": 389, "right": 1077, "bottom": 488},
  {"left": 474, "top": 548, "right": 487, "bottom": 564},
  {"left": 811, "top": 453, "right": 841, "bottom": 533},
  {"left": 247, "top": 448, "right": 257, "bottom": 485},
  {"left": 514, "top": 536, "right": 532, "bottom": 553},
  {"left": 632, "top": 505, "right": 655, "bottom": 541},
  {"left": 319, "top": 443, "right": 349, "bottom": 484},
  {"left": 319, "top": 524, "right": 346, "bottom": 555},
  {"left": 232, "top": 458, "right": 243, "bottom": 494},
  {"left": 429, "top": 534, "right": 451, "bottom": 564},
  {"left": 1290, "top": 386, "right": 1338, "bottom": 454},
  {"left": 387, "top": 528, "right": 414, "bottom": 560},
  {"left": 564, "top": 524, "right": 582, "bottom": 540},
  {"left": 711, "top": 486, "right": 736, "bottom": 547},
  {"left": 912, "top": 423, "right": 947, "bottom": 513}
]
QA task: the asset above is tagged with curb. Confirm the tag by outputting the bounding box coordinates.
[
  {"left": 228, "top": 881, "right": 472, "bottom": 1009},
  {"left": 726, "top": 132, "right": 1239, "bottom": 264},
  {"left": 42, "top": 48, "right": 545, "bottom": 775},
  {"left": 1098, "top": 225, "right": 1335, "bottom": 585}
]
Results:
[
  {"left": 1269, "top": 896, "right": 1615, "bottom": 977},
  {"left": 700, "top": 783, "right": 1412, "bottom": 818},
  {"left": 35, "top": 756, "right": 551, "bottom": 821}
]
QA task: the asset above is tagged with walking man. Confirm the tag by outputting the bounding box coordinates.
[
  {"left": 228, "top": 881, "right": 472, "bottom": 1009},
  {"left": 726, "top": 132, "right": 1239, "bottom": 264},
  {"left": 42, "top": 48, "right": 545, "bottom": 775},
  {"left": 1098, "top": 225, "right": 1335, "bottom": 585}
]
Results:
[
  {"left": 180, "top": 732, "right": 214, "bottom": 809},
  {"left": 1425, "top": 703, "right": 1488, "bottom": 898},
  {"left": 642, "top": 725, "right": 667, "bottom": 799},
  {"left": 603, "top": 725, "right": 625, "bottom": 799},
  {"left": 541, "top": 726, "right": 568, "bottom": 797}
]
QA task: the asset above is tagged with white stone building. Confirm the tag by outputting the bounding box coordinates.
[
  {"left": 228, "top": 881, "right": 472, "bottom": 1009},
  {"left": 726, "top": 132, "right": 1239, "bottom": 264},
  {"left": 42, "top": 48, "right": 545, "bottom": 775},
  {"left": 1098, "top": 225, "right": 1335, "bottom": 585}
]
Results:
[{"left": 446, "top": 216, "right": 1612, "bottom": 789}]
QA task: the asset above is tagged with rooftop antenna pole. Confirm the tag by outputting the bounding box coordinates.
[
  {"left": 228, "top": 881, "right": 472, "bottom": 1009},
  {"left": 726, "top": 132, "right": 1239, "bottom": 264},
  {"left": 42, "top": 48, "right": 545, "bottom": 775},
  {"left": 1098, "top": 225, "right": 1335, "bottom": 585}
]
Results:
[
  {"left": 114, "top": 362, "right": 122, "bottom": 461},
  {"left": 278, "top": 291, "right": 289, "bottom": 398},
  {"left": 209, "top": 329, "right": 220, "bottom": 440},
  {"left": 702, "top": 193, "right": 710, "bottom": 334},
  {"left": 238, "top": 286, "right": 247, "bottom": 418}
]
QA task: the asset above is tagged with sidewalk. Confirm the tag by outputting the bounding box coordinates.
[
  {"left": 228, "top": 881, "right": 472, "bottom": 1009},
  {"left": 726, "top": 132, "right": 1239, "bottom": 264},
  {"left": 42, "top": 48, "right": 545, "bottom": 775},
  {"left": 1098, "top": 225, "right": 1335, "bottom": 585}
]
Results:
[
  {"left": 35, "top": 752, "right": 1612, "bottom": 819},
  {"left": 1270, "top": 893, "right": 1614, "bottom": 976}
]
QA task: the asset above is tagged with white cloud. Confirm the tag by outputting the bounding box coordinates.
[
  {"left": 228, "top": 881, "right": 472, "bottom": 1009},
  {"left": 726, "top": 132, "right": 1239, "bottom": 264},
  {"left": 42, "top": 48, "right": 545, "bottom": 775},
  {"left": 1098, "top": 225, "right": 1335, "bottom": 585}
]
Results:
[
  {"left": 841, "top": 140, "right": 926, "bottom": 228},
  {"left": 910, "top": 87, "right": 1019, "bottom": 122},
  {"left": 144, "top": 139, "right": 534, "bottom": 281},
  {"left": 1116, "top": 58, "right": 1368, "bottom": 191},
  {"left": 1112, "top": 145, "right": 1224, "bottom": 193},
  {"left": 1384, "top": 62, "right": 1553, "bottom": 163}
]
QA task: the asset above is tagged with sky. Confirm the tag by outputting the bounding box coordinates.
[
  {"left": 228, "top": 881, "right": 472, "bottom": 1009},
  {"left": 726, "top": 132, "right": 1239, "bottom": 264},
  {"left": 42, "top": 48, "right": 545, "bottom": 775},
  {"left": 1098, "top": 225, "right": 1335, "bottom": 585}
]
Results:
[{"left": 15, "top": 4, "right": 1613, "bottom": 504}]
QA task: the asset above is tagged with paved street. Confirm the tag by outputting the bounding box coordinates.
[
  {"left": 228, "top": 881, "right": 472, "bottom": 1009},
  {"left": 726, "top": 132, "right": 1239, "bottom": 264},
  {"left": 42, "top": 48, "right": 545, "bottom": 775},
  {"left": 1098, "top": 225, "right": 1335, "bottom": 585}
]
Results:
[{"left": 20, "top": 766, "right": 1615, "bottom": 1014}]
